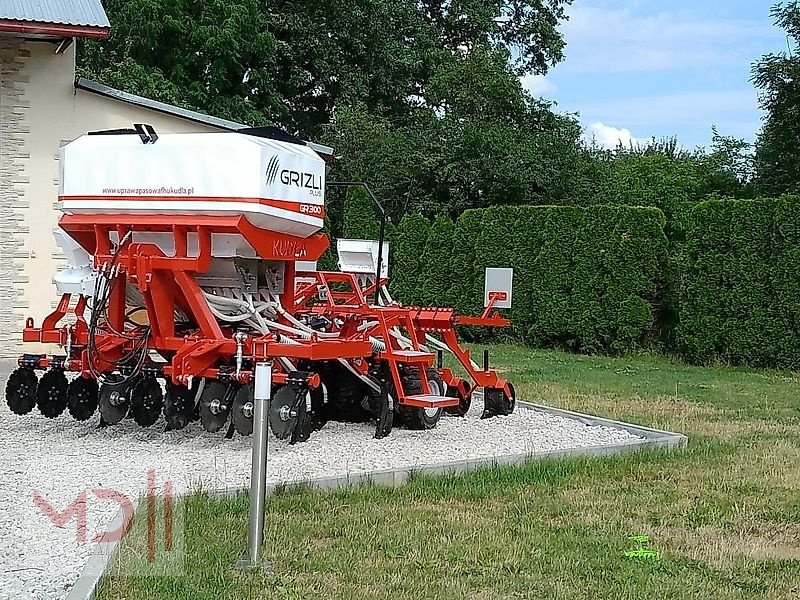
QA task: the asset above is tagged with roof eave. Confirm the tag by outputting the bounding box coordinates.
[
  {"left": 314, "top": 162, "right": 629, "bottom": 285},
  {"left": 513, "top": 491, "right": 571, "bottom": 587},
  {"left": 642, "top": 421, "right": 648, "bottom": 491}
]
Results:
[{"left": 0, "top": 20, "right": 109, "bottom": 40}]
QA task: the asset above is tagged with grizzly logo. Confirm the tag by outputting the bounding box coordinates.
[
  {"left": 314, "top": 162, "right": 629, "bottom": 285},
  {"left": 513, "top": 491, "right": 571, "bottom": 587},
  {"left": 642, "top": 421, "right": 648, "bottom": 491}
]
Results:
[{"left": 265, "top": 156, "right": 281, "bottom": 186}]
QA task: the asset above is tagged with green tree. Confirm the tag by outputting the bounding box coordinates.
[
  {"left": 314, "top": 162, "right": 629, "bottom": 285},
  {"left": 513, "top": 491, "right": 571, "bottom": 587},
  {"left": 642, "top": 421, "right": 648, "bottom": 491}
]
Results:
[
  {"left": 342, "top": 189, "right": 380, "bottom": 240},
  {"left": 80, "top": 0, "right": 572, "bottom": 137},
  {"left": 420, "top": 216, "right": 455, "bottom": 305},
  {"left": 325, "top": 48, "right": 586, "bottom": 221},
  {"left": 590, "top": 135, "right": 755, "bottom": 241},
  {"left": 78, "top": 0, "right": 277, "bottom": 126},
  {"left": 698, "top": 129, "right": 756, "bottom": 198},
  {"left": 449, "top": 210, "right": 484, "bottom": 319},
  {"left": 753, "top": 2, "right": 800, "bottom": 195},
  {"left": 604, "top": 148, "right": 701, "bottom": 241},
  {"left": 419, "top": 0, "right": 572, "bottom": 75},
  {"left": 390, "top": 214, "right": 431, "bottom": 304}
]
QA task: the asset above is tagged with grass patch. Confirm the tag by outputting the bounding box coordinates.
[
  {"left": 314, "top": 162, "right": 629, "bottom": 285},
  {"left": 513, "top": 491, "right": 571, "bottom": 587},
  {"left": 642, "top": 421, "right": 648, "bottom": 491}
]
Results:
[{"left": 97, "top": 347, "right": 800, "bottom": 599}]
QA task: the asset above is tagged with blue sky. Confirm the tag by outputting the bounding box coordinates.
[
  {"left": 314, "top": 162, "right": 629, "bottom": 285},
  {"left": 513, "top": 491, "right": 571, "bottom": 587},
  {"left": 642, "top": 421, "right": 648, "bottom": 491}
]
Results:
[{"left": 522, "top": 0, "right": 786, "bottom": 149}]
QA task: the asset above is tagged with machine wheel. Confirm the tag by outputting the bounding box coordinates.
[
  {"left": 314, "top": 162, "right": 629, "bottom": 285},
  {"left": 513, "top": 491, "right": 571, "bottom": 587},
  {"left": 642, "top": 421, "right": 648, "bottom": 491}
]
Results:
[
  {"left": 503, "top": 382, "right": 516, "bottom": 414},
  {"left": 398, "top": 367, "right": 443, "bottom": 430},
  {"left": 232, "top": 383, "right": 255, "bottom": 436},
  {"left": 130, "top": 376, "right": 164, "bottom": 427},
  {"left": 481, "top": 382, "right": 516, "bottom": 418},
  {"left": 99, "top": 377, "right": 132, "bottom": 425},
  {"left": 67, "top": 376, "right": 99, "bottom": 421},
  {"left": 269, "top": 385, "right": 299, "bottom": 440},
  {"left": 199, "top": 380, "right": 232, "bottom": 433},
  {"left": 323, "top": 362, "right": 371, "bottom": 422},
  {"left": 309, "top": 384, "right": 327, "bottom": 431},
  {"left": 37, "top": 369, "right": 69, "bottom": 418},
  {"left": 5, "top": 367, "right": 38, "bottom": 415},
  {"left": 444, "top": 382, "right": 472, "bottom": 417},
  {"left": 164, "top": 382, "right": 195, "bottom": 431}
]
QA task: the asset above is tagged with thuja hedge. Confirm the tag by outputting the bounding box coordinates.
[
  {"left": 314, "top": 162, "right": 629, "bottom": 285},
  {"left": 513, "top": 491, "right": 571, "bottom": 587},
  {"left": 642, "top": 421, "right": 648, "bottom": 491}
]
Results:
[
  {"left": 678, "top": 196, "right": 800, "bottom": 368},
  {"left": 390, "top": 204, "right": 669, "bottom": 354},
  {"left": 337, "top": 195, "right": 800, "bottom": 365}
]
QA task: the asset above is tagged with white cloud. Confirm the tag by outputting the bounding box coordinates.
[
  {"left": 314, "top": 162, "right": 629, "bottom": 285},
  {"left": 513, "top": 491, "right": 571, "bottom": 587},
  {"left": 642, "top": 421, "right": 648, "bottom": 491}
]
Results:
[
  {"left": 560, "top": 5, "right": 780, "bottom": 74},
  {"left": 585, "top": 122, "right": 644, "bottom": 149},
  {"left": 520, "top": 74, "right": 557, "bottom": 97}
]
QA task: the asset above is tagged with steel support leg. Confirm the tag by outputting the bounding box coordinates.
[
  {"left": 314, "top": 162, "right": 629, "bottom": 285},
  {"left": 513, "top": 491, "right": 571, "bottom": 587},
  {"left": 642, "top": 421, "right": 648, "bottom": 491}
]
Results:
[{"left": 236, "top": 361, "right": 272, "bottom": 570}]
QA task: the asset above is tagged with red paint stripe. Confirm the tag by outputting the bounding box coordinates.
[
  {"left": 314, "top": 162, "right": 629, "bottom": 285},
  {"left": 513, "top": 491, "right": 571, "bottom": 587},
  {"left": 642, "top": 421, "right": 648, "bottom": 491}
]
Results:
[{"left": 58, "top": 195, "right": 325, "bottom": 218}]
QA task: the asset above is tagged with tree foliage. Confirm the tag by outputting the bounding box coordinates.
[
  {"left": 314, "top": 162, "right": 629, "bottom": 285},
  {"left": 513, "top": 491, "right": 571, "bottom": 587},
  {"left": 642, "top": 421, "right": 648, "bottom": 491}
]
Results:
[
  {"left": 79, "top": 0, "right": 758, "bottom": 228},
  {"left": 390, "top": 214, "right": 431, "bottom": 304},
  {"left": 325, "top": 77, "right": 587, "bottom": 220},
  {"left": 753, "top": 2, "right": 800, "bottom": 196},
  {"left": 80, "top": 0, "right": 573, "bottom": 138},
  {"left": 679, "top": 197, "right": 800, "bottom": 368},
  {"left": 78, "top": 0, "right": 276, "bottom": 126},
  {"left": 449, "top": 210, "right": 484, "bottom": 320},
  {"left": 420, "top": 216, "right": 455, "bottom": 306},
  {"left": 342, "top": 188, "right": 380, "bottom": 240},
  {"left": 399, "top": 205, "right": 669, "bottom": 353}
]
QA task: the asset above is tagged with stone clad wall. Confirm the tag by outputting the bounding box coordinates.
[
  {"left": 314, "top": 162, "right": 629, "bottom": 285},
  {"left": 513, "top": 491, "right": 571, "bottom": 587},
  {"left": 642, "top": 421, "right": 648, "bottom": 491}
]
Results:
[{"left": 0, "top": 37, "right": 30, "bottom": 355}]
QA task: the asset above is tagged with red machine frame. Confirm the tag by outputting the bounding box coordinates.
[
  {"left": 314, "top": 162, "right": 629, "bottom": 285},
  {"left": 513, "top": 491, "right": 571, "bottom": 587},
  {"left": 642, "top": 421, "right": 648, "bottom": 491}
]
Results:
[{"left": 19, "top": 210, "right": 514, "bottom": 433}]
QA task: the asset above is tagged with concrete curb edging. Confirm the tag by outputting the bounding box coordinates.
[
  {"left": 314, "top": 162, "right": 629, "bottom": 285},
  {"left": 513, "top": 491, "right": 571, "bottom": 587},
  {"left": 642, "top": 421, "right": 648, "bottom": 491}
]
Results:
[
  {"left": 516, "top": 400, "right": 687, "bottom": 444},
  {"left": 66, "top": 498, "right": 139, "bottom": 600},
  {"left": 66, "top": 401, "right": 687, "bottom": 600}
]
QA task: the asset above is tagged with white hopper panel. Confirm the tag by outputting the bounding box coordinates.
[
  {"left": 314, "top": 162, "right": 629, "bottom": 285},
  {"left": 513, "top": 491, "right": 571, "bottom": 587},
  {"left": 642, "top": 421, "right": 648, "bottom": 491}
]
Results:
[{"left": 57, "top": 132, "right": 326, "bottom": 239}]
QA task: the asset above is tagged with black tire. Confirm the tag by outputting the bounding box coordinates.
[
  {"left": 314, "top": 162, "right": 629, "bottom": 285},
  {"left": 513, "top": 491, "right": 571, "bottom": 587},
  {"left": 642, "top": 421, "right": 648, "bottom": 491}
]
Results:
[
  {"left": 444, "top": 382, "right": 471, "bottom": 417},
  {"left": 504, "top": 382, "right": 516, "bottom": 415},
  {"left": 130, "top": 376, "right": 164, "bottom": 427},
  {"left": 321, "top": 362, "right": 371, "bottom": 422},
  {"left": 37, "top": 369, "right": 69, "bottom": 418},
  {"left": 67, "top": 376, "right": 99, "bottom": 421},
  {"left": 398, "top": 367, "right": 443, "bottom": 430},
  {"left": 5, "top": 367, "right": 38, "bottom": 415},
  {"left": 309, "top": 384, "right": 327, "bottom": 431},
  {"left": 164, "top": 382, "right": 195, "bottom": 431}
]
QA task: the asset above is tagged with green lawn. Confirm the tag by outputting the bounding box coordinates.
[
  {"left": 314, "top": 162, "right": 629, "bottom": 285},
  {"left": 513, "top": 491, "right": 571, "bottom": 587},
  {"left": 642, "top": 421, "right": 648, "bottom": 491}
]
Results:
[{"left": 97, "top": 346, "right": 800, "bottom": 599}]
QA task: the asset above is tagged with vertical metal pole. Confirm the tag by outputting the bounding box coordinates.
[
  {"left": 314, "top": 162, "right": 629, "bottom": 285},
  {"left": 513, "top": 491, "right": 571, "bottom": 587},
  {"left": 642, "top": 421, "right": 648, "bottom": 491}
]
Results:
[
  {"left": 374, "top": 215, "right": 386, "bottom": 305},
  {"left": 236, "top": 361, "right": 272, "bottom": 570}
]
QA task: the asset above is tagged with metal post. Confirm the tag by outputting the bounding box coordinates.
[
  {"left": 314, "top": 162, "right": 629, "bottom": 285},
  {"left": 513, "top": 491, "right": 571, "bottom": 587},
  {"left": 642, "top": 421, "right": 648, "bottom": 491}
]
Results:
[{"left": 236, "top": 361, "right": 272, "bottom": 570}]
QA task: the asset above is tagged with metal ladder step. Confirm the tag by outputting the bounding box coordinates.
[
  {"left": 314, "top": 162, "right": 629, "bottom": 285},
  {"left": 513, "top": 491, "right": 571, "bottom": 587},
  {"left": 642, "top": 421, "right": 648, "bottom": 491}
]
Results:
[
  {"left": 402, "top": 394, "right": 460, "bottom": 409},
  {"left": 388, "top": 350, "right": 434, "bottom": 363}
]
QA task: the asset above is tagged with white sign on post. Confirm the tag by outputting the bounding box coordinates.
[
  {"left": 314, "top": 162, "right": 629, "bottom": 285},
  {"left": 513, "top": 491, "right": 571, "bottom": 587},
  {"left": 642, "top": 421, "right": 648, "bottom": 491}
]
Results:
[{"left": 484, "top": 267, "right": 513, "bottom": 309}]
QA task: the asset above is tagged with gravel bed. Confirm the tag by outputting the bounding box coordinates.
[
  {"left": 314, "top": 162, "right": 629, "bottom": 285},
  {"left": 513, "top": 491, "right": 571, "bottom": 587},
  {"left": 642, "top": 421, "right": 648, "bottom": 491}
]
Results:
[{"left": 0, "top": 396, "right": 642, "bottom": 600}]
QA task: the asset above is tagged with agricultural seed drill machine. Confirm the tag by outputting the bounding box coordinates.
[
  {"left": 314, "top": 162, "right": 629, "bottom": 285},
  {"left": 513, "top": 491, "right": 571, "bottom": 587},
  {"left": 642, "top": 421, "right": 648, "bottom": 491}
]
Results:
[{"left": 4, "top": 125, "right": 515, "bottom": 442}]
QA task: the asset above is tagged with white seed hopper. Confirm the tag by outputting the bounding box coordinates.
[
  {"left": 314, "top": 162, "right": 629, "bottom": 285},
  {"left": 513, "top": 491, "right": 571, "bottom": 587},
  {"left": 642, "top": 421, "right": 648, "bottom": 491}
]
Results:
[{"left": 58, "top": 131, "right": 327, "bottom": 239}]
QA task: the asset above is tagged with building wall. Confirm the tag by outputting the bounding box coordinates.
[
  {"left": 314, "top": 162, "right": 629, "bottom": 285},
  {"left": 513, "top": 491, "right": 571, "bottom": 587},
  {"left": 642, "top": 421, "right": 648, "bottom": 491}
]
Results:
[
  {"left": 0, "top": 37, "right": 222, "bottom": 357},
  {"left": 0, "top": 37, "right": 31, "bottom": 356}
]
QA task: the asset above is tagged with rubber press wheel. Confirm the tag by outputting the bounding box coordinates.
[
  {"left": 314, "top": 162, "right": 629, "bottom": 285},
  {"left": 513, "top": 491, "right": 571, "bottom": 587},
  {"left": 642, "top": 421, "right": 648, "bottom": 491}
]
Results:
[
  {"left": 397, "top": 368, "right": 444, "bottom": 430},
  {"left": 67, "top": 376, "right": 99, "bottom": 421},
  {"left": 5, "top": 367, "right": 38, "bottom": 415},
  {"left": 130, "top": 376, "right": 164, "bottom": 427},
  {"left": 37, "top": 369, "right": 69, "bottom": 418}
]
